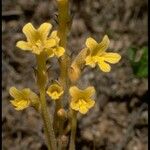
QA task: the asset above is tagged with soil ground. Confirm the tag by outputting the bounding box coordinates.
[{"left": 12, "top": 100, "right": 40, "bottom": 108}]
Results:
[{"left": 2, "top": 0, "right": 148, "bottom": 150}]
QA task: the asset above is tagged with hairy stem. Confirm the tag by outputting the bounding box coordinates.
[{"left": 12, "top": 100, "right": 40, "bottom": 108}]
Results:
[
  {"left": 36, "top": 52, "right": 57, "bottom": 150},
  {"left": 57, "top": 0, "right": 70, "bottom": 89}
]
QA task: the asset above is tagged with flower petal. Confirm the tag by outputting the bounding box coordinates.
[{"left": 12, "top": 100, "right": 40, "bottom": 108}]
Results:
[
  {"left": 45, "top": 39, "right": 56, "bottom": 49},
  {"left": 38, "top": 23, "right": 52, "bottom": 41},
  {"left": 16, "top": 41, "right": 32, "bottom": 51},
  {"left": 10, "top": 99, "right": 30, "bottom": 110},
  {"left": 47, "top": 92, "right": 60, "bottom": 100},
  {"left": 83, "top": 87, "right": 95, "bottom": 99},
  {"left": 32, "top": 46, "right": 42, "bottom": 55},
  {"left": 9, "top": 87, "right": 22, "bottom": 99},
  {"left": 85, "top": 56, "right": 96, "bottom": 67},
  {"left": 97, "top": 60, "right": 111, "bottom": 72},
  {"left": 22, "top": 23, "right": 37, "bottom": 43},
  {"left": 79, "top": 105, "right": 88, "bottom": 114},
  {"left": 86, "top": 37, "right": 98, "bottom": 51},
  {"left": 95, "top": 35, "right": 110, "bottom": 55},
  {"left": 50, "top": 30, "right": 57, "bottom": 38},
  {"left": 69, "top": 86, "right": 80, "bottom": 99},
  {"left": 86, "top": 99, "right": 95, "bottom": 108},
  {"left": 70, "top": 100, "right": 79, "bottom": 111},
  {"left": 49, "top": 30, "right": 60, "bottom": 44},
  {"left": 54, "top": 47, "right": 65, "bottom": 57},
  {"left": 46, "top": 83, "right": 64, "bottom": 100},
  {"left": 102, "top": 52, "right": 121, "bottom": 64}
]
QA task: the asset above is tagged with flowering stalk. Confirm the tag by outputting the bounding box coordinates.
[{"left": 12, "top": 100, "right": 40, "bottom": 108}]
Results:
[
  {"left": 55, "top": 0, "right": 71, "bottom": 147},
  {"left": 9, "top": 1, "right": 122, "bottom": 149},
  {"left": 57, "top": 1, "right": 79, "bottom": 149},
  {"left": 36, "top": 52, "right": 57, "bottom": 150},
  {"left": 57, "top": 0, "right": 70, "bottom": 89}
]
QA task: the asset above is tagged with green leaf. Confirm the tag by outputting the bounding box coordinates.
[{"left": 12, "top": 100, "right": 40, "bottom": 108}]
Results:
[
  {"left": 128, "top": 47, "right": 137, "bottom": 61},
  {"left": 128, "top": 46, "right": 148, "bottom": 78}
]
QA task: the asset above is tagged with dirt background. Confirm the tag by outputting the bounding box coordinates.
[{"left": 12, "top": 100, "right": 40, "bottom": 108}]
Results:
[{"left": 2, "top": 0, "right": 148, "bottom": 150}]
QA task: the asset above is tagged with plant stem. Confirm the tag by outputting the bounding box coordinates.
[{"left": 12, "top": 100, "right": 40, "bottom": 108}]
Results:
[
  {"left": 57, "top": 0, "right": 70, "bottom": 89},
  {"left": 53, "top": 100, "right": 61, "bottom": 136},
  {"left": 57, "top": 0, "right": 71, "bottom": 148},
  {"left": 57, "top": 1, "right": 74, "bottom": 150},
  {"left": 36, "top": 52, "right": 57, "bottom": 150},
  {"left": 54, "top": 99, "right": 68, "bottom": 150},
  {"left": 69, "top": 110, "right": 77, "bottom": 150},
  {"left": 40, "top": 88, "right": 56, "bottom": 150}
]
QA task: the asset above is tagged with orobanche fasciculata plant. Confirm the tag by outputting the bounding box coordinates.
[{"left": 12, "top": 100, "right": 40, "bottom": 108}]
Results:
[{"left": 9, "top": 0, "right": 121, "bottom": 149}]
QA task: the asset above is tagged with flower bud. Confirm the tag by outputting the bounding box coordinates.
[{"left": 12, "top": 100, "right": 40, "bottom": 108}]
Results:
[
  {"left": 68, "top": 64, "right": 81, "bottom": 83},
  {"left": 57, "top": 108, "right": 67, "bottom": 118},
  {"left": 68, "top": 48, "right": 88, "bottom": 83}
]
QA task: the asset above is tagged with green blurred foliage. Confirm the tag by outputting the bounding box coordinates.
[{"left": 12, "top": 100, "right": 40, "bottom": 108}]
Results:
[{"left": 128, "top": 46, "right": 148, "bottom": 78}]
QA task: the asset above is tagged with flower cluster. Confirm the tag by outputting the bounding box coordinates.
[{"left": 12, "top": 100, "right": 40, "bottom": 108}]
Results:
[
  {"left": 10, "top": 22, "right": 121, "bottom": 115},
  {"left": 9, "top": 1, "right": 122, "bottom": 149}
]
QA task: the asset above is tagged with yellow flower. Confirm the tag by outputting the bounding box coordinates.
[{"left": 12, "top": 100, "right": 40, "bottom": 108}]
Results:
[
  {"left": 85, "top": 35, "right": 121, "bottom": 72},
  {"left": 46, "top": 30, "right": 65, "bottom": 58},
  {"left": 9, "top": 87, "right": 39, "bottom": 110},
  {"left": 16, "top": 22, "right": 57, "bottom": 55},
  {"left": 46, "top": 83, "right": 64, "bottom": 100},
  {"left": 69, "top": 86, "right": 95, "bottom": 114}
]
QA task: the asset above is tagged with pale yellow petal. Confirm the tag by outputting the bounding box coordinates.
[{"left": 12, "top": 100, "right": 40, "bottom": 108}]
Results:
[
  {"left": 49, "top": 30, "right": 60, "bottom": 44},
  {"left": 69, "top": 86, "right": 80, "bottom": 99},
  {"left": 97, "top": 60, "right": 111, "bottom": 72},
  {"left": 50, "top": 30, "right": 57, "bottom": 38},
  {"left": 79, "top": 105, "right": 88, "bottom": 114},
  {"left": 47, "top": 91, "right": 60, "bottom": 100},
  {"left": 22, "top": 23, "right": 37, "bottom": 43},
  {"left": 54, "top": 47, "right": 65, "bottom": 57},
  {"left": 9, "top": 87, "right": 22, "bottom": 99},
  {"left": 95, "top": 35, "right": 110, "bottom": 55},
  {"left": 86, "top": 37, "right": 98, "bottom": 51},
  {"left": 86, "top": 99, "right": 95, "bottom": 108},
  {"left": 50, "top": 30, "right": 60, "bottom": 44},
  {"left": 10, "top": 99, "right": 30, "bottom": 110},
  {"left": 70, "top": 100, "right": 79, "bottom": 111},
  {"left": 46, "top": 83, "right": 64, "bottom": 100},
  {"left": 102, "top": 52, "right": 121, "bottom": 64},
  {"left": 38, "top": 23, "right": 52, "bottom": 41},
  {"left": 47, "top": 91, "right": 62, "bottom": 100},
  {"left": 85, "top": 56, "right": 96, "bottom": 67},
  {"left": 32, "top": 46, "right": 42, "bottom": 55},
  {"left": 84, "top": 87, "right": 95, "bottom": 98},
  {"left": 45, "top": 39, "right": 56, "bottom": 49},
  {"left": 16, "top": 41, "right": 32, "bottom": 51}
]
